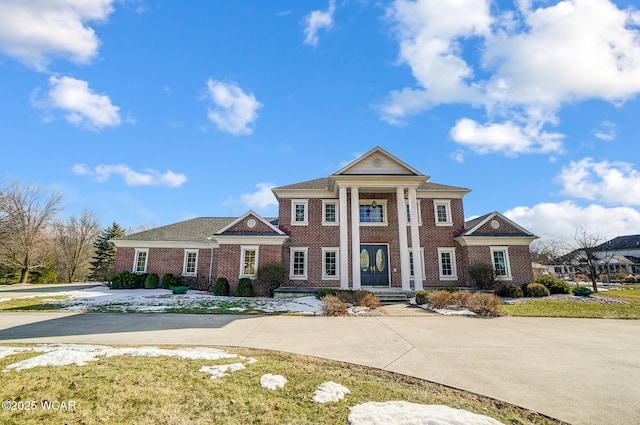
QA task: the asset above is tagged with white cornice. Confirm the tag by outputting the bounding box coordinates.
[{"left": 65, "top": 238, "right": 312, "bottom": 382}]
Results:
[
  {"left": 455, "top": 235, "right": 538, "bottom": 246},
  {"left": 112, "top": 240, "right": 216, "bottom": 249},
  {"left": 215, "top": 235, "right": 289, "bottom": 245},
  {"left": 271, "top": 188, "right": 335, "bottom": 198}
]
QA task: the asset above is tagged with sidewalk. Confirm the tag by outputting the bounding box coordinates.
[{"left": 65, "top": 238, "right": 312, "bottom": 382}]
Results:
[{"left": 0, "top": 311, "right": 638, "bottom": 424}]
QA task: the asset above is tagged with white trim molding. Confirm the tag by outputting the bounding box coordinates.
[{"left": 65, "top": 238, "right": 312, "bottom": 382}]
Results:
[
  {"left": 433, "top": 199, "right": 453, "bottom": 226},
  {"left": 289, "top": 247, "right": 309, "bottom": 280},
  {"left": 133, "top": 248, "right": 148, "bottom": 273},
  {"left": 321, "top": 247, "right": 340, "bottom": 280},
  {"left": 322, "top": 200, "right": 339, "bottom": 226},
  {"left": 490, "top": 246, "right": 512, "bottom": 280},
  {"left": 437, "top": 247, "right": 458, "bottom": 281},
  {"left": 240, "top": 246, "right": 259, "bottom": 278},
  {"left": 182, "top": 249, "right": 199, "bottom": 277},
  {"left": 291, "top": 199, "right": 309, "bottom": 226}
]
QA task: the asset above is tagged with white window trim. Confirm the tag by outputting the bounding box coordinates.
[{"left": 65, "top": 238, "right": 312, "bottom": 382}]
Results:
[
  {"left": 322, "top": 200, "right": 339, "bottom": 226},
  {"left": 437, "top": 247, "right": 458, "bottom": 281},
  {"left": 291, "top": 199, "right": 308, "bottom": 226},
  {"left": 434, "top": 200, "right": 453, "bottom": 226},
  {"left": 359, "top": 199, "right": 388, "bottom": 226},
  {"left": 290, "top": 247, "right": 308, "bottom": 280},
  {"left": 182, "top": 249, "right": 199, "bottom": 277},
  {"left": 490, "top": 246, "right": 512, "bottom": 280},
  {"left": 405, "top": 199, "right": 422, "bottom": 225},
  {"left": 240, "top": 245, "right": 259, "bottom": 278},
  {"left": 321, "top": 247, "right": 340, "bottom": 280},
  {"left": 408, "top": 248, "right": 425, "bottom": 280},
  {"left": 133, "top": 248, "right": 149, "bottom": 273}
]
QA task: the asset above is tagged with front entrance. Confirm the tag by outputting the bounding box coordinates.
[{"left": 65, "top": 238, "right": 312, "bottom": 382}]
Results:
[{"left": 360, "top": 244, "right": 390, "bottom": 287}]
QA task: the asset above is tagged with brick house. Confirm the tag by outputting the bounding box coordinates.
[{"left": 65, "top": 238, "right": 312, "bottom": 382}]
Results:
[{"left": 112, "top": 147, "right": 537, "bottom": 293}]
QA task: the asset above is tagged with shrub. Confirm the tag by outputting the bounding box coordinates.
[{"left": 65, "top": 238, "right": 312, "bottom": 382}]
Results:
[
  {"left": 496, "top": 284, "right": 524, "bottom": 298},
  {"left": 161, "top": 273, "right": 175, "bottom": 289},
  {"left": 414, "top": 290, "right": 429, "bottom": 305},
  {"left": 469, "top": 264, "right": 496, "bottom": 290},
  {"left": 317, "top": 288, "right": 354, "bottom": 304},
  {"left": 525, "top": 283, "right": 550, "bottom": 298},
  {"left": 144, "top": 273, "right": 159, "bottom": 289},
  {"left": 357, "top": 292, "right": 381, "bottom": 309},
  {"left": 110, "top": 271, "right": 137, "bottom": 289},
  {"left": 427, "top": 290, "right": 452, "bottom": 309},
  {"left": 169, "top": 285, "right": 189, "bottom": 295},
  {"left": 135, "top": 273, "right": 148, "bottom": 289},
  {"left": 254, "top": 262, "right": 287, "bottom": 297},
  {"left": 573, "top": 286, "right": 593, "bottom": 297},
  {"left": 534, "top": 275, "right": 571, "bottom": 294},
  {"left": 450, "top": 290, "right": 472, "bottom": 307},
  {"left": 466, "top": 293, "right": 503, "bottom": 317},
  {"left": 236, "top": 278, "right": 254, "bottom": 297},
  {"left": 213, "top": 277, "right": 230, "bottom": 296},
  {"left": 321, "top": 295, "right": 348, "bottom": 316}
]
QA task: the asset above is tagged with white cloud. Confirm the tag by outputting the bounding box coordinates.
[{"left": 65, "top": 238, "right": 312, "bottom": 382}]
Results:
[
  {"left": 72, "top": 164, "right": 187, "bottom": 188},
  {"left": 449, "top": 118, "right": 563, "bottom": 156},
  {"left": 504, "top": 201, "right": 640, "bottom": 243},
  {"left": 382, "top": 0, "right": 640, "bottom": 156},
  {"left": 36, "top": 76, "right": 121, "bottom": 130},
  {"left": 0, "top": 0, "right": 115, "bottom": 71},
  {"left": 557, "top": 158, "right": 640, "bottom": 206},
  {"left": 303, "top": 0, "right": 336, "bottom": 47},
  {"left": 239, "top": 183, "right": 278, "bottom": 209},
  {"left": 592, "top": 120, "right": 617, "bottom": 141},
  {"left": 206, "top": 79, "right": 263, "bottom": 135}
]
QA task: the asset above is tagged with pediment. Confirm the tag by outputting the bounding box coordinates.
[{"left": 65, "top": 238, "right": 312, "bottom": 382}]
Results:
[{"left": 332, "top": 146, "right": 425, "bottom": 176}]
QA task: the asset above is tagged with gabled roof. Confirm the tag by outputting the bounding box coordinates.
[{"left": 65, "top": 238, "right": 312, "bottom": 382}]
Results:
[
  {"left": 332, "top": 146, "right": 426, "bottom": 176},
  {"left": 114, "top": 217, "right": 237, "bottom": 242},
  {"left": 461, "top": 211, "right": 536, "bottom": 237},
  {"left": 273, "top": 177, "right": 329, "bottom": 191},
  {"left": 215, "top": 210, "right": 286, "bottom": 236},
  {"left": 595, "top": 235, "right": 640, "bottom": 251}
]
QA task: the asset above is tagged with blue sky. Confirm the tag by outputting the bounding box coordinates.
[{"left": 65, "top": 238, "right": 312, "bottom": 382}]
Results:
[{"left": 1, "top": 0, "right": 639, "bottom": 243}]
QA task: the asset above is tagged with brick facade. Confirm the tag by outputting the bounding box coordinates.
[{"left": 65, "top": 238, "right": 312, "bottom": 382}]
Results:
[{"left": 112, "top": 147, "right": 537, "bottom": 292}]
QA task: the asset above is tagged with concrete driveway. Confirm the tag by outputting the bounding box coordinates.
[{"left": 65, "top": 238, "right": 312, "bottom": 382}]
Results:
[{"left": 0, "top": 311, "right": 637, "bottom": 424}]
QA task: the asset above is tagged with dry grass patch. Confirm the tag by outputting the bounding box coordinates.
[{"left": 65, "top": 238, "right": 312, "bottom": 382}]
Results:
[{"left": 0, "top": 344, "right": 563, "bottom": 425}]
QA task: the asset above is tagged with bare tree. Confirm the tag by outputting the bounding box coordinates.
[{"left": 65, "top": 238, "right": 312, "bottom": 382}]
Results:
[
  {"left": 0, "top": 182, "right": 63, "bottom": 283},
  {"left": 54, "top": 211, "right": 101, "bottom": 283},
  {"left": 562, "top": 228, "right": 613, "bottom": 293},
  {"left": 529, "top": 239, "right": 562, "bottom": 265}
]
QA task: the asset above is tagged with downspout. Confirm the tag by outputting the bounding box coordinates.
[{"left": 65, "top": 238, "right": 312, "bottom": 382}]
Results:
[{"left": 206, "top": 237, "right": 214, "bottom": 286}]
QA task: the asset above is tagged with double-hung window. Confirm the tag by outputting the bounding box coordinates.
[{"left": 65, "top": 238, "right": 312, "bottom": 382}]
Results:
[
  {"left": 322, "top": 201, "right": 338, "bottom": 225},
  {"left": 241, "top": 246, "right": 258, "bottom": 277},
  {"left": 437, "top": 248, "right": 458, "bottom": 280},
  {"left": 491, "top": 247, "right": 512, "bottom": 280},
  {"left": 434, "top": 200, "right": 452, "bottom": 226},
  {"left": 322, "top": 248, "right": 339, "bottom": 280},
  {"left": 405, "top": 200, "right": 422, "bottom": 224},
  {"left": 408, "top": 248, "right": 425, "bottom": 279},
  {"left": 183, "top": 250, "right": 198, "bottom": 276},
  {"left": 133, "top": 249, "right": 148, "bottom": 273},
  {"left": 291, "top": 200, "right": 308, "bottom": 225},
  {"left": 290, "top": 248, "right": 308, "bottom": 280}
]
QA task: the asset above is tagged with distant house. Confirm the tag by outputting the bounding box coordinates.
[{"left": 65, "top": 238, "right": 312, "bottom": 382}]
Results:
[
  {"left": 593, "top": 235, "right": 640, "bottom": 275},
  {"left": 112, "top": 147, "right": 538, "bottom": 293}
]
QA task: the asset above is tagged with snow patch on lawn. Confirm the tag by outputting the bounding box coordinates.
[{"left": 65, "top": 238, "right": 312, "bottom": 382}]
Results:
[
  {"left": 260, "top": 373, "right": 287, "bottom": 390},
  {"left": 1, "top": 344, "right": 237, "bottom": 372},
  {"left": 348, "top": 401, "right": 504, "bottom": 425},
  {"left": 199, "top": 363, "right": 246, "bottom": 379},
  {"left": 432, "top": 308, "right": 476, "bottom": 316},
  {"left": 15, "top": 286, "right": 325, "bottom": 315},
  {"left": 313, "top": 381, "right": 351, "bottom": 403}
]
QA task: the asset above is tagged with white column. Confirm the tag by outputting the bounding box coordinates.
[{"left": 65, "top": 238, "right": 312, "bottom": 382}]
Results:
[
  {"left": 350, "top": 186, "right": 361, "bottom": 290},
  {"left": 396, "top": 186, "right": 411, "bottom": 291},
  {"left": 408, "top": 187, "right": 423, "bottom": 290},
  {"left": 338, "top": 186, "right": 349, "bottom": 289}
]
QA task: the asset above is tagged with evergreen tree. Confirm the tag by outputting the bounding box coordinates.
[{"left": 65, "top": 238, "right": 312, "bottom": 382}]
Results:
[{"left": 89, "top": 222, "right": 126, "bottom": 281}]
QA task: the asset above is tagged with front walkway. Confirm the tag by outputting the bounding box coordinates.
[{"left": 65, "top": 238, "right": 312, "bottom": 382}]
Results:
[{"left": 0, "top": 311, "right": 637, "bottom": 424}]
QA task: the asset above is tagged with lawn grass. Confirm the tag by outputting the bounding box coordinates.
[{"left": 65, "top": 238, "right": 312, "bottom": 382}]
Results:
[
  {"left": 0, "top": 345, "right": 562, "bottom": 425},
  {"left": 503, "top": 285, "right": 640, "bottom": 319},
  {"left": 0, "top": 296, "right": 68, "bottom": 312}
]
